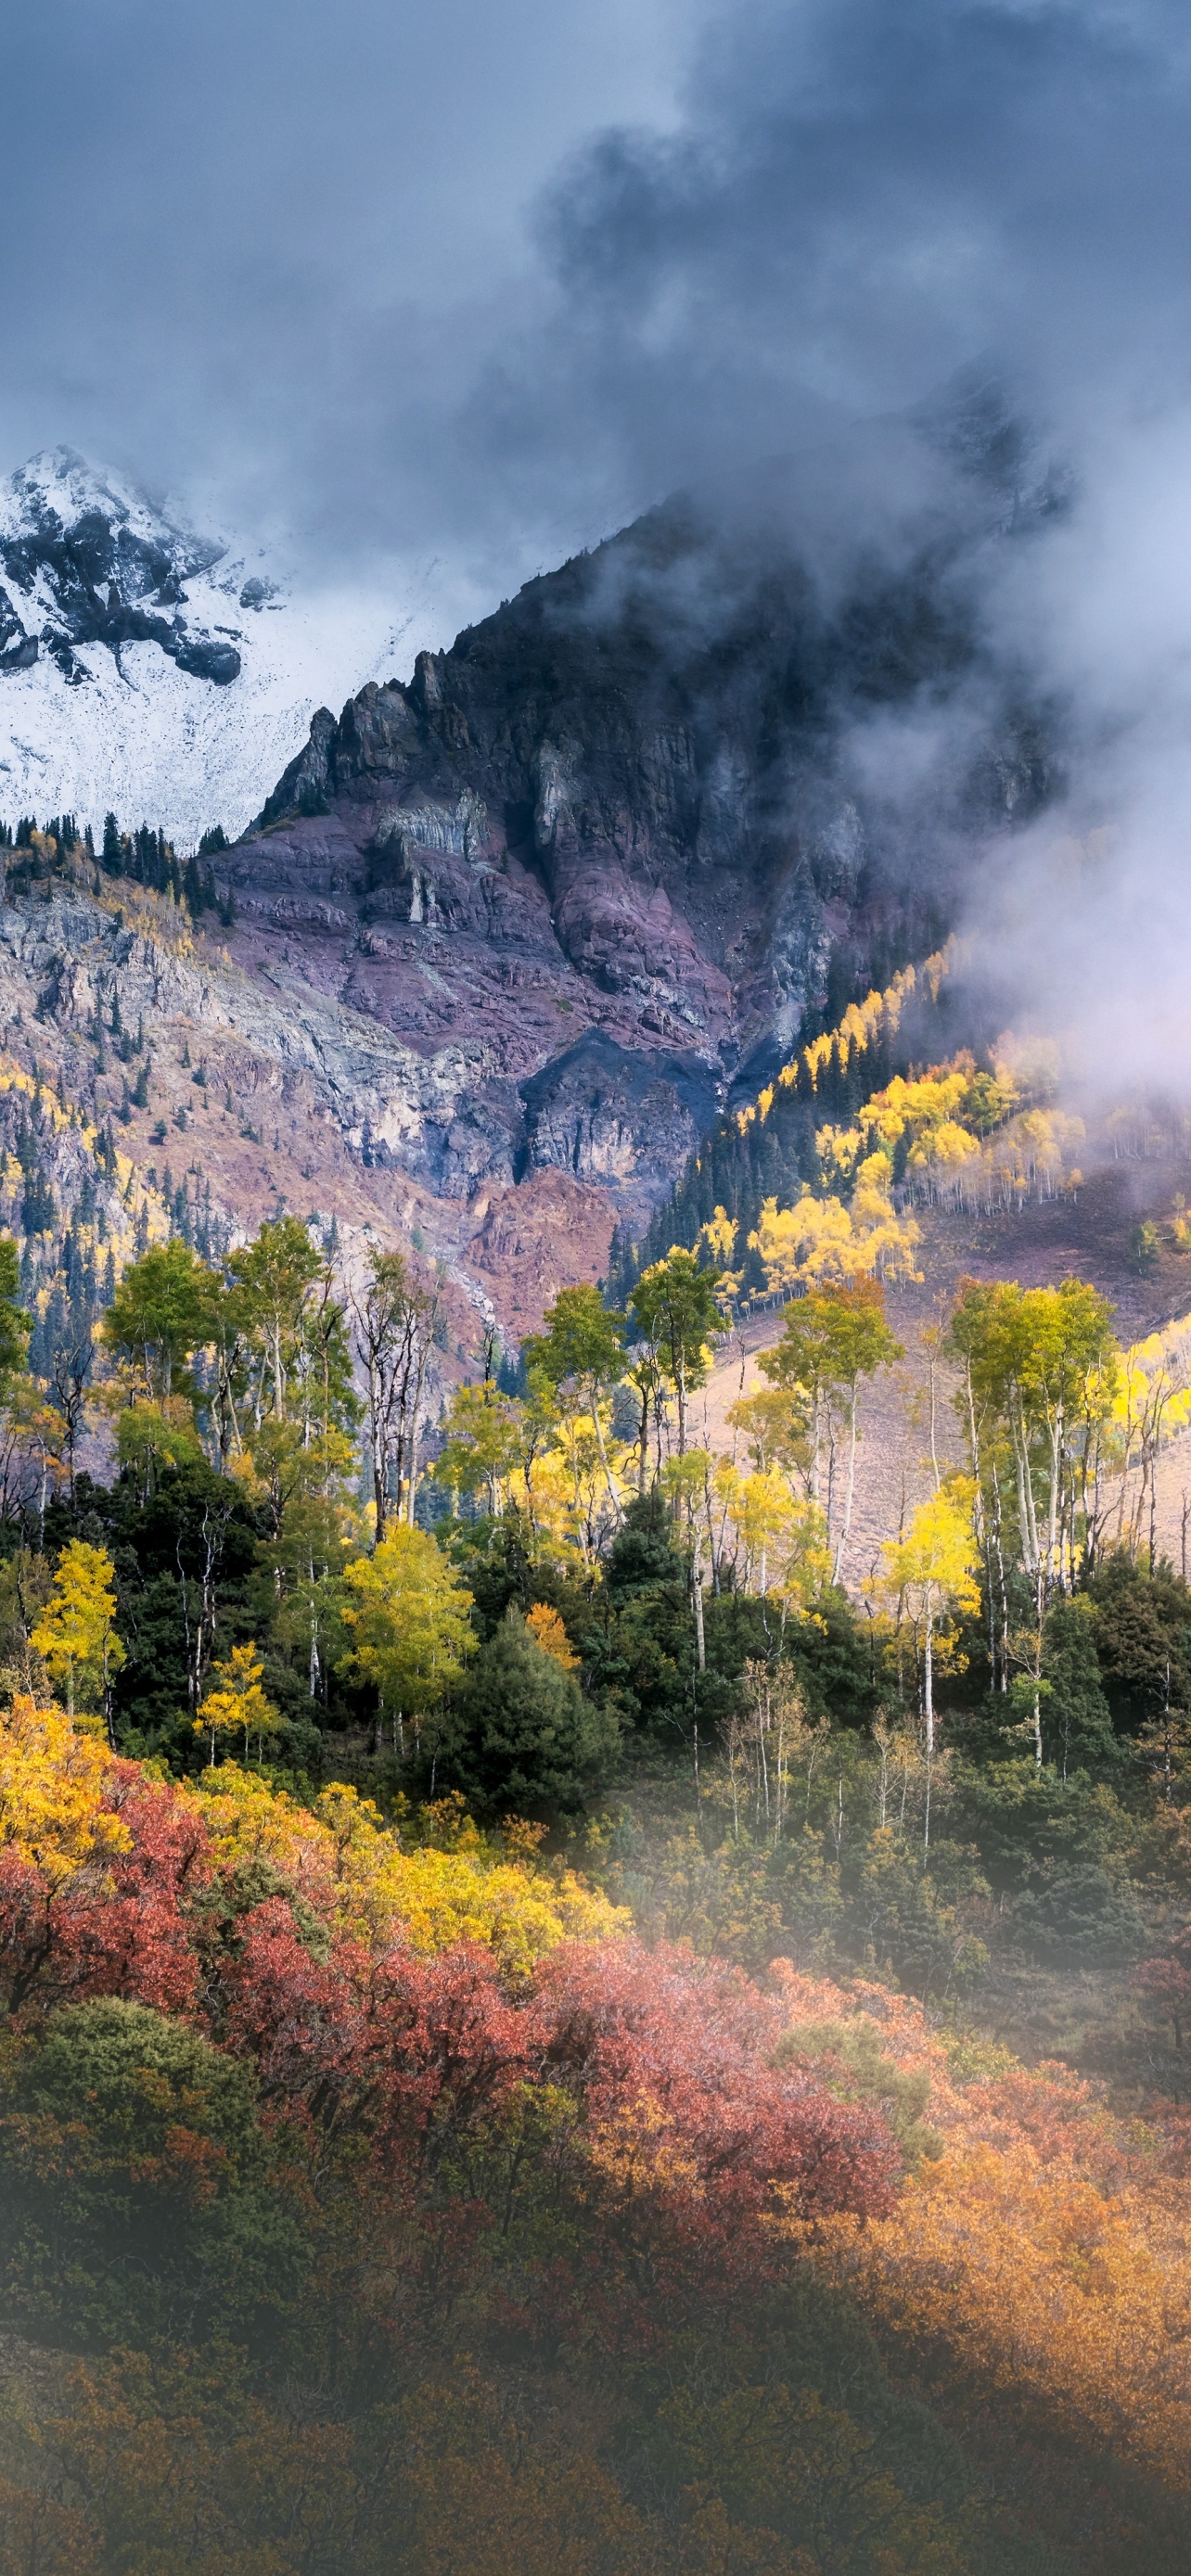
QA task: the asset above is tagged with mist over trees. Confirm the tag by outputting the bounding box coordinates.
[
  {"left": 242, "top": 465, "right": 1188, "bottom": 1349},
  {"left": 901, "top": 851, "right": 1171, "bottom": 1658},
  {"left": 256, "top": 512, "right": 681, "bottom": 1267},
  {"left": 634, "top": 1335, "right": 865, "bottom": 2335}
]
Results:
[{"left": 1, "top": 950, "right": 1191, "bottom": 2571}]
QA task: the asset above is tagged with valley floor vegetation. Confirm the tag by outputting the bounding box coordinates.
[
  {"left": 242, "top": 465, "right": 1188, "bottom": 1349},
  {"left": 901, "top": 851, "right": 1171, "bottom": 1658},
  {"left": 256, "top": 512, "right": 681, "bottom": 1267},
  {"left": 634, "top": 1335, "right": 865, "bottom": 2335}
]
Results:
[{"left": 6, "top": 978, "right": 1191, "bottom": 2567}]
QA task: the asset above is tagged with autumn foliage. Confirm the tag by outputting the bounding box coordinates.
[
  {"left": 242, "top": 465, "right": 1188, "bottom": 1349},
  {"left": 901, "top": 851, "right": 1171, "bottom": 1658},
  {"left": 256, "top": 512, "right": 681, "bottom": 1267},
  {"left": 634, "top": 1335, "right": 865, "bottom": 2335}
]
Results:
[
  {"left": 8, "top": 1704, "right": 1191, "bottom": 2569},
  {"left": 0, "top": 1702, "right": 892, "bottom": 2270},
  {"left": 775, "top": 1969, "right": 1191, "bottom": 2506}
]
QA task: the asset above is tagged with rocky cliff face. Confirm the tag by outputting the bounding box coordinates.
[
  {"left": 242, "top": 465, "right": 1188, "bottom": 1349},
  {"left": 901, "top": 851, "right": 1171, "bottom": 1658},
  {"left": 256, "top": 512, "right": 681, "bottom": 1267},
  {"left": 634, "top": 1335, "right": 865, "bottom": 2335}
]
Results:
[
  {"left": 226, "top": 489, "right": 1049, "bottom": 1240},
  {"left": 0, "top": 468, "right": 1055, "bottom": 1341}
]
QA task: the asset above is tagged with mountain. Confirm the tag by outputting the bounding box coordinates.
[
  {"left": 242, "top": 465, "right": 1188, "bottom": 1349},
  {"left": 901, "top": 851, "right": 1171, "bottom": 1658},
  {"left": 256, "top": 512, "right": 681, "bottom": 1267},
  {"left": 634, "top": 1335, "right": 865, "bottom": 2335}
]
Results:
[
  {"left": 224, "top": 480, "right": 1051, "bottom": 1238},
  {"left": 0, "top": 448, "right": 411, "bottom": 846},
  {"left": 0, "top": 446, "right": 1057, "bottom": 1338}
]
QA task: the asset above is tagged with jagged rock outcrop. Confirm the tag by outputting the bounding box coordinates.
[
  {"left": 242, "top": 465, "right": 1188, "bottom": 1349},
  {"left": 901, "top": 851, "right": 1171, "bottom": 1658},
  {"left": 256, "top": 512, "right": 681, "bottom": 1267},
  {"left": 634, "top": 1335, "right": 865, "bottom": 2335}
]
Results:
[
  {"left": 0, "top": 449, "right": 237, "bottom": 688},
  {"left": 236, "top": 486, "right": 1051, "bottom": 1227}
]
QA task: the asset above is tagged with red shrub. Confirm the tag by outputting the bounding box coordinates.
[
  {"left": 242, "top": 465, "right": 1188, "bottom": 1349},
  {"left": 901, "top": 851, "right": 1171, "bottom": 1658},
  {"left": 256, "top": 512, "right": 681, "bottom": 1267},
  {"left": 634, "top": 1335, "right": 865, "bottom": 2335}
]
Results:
[
  {"left": 532, "top": 1940, "right": 898, "bottom": 2224},
  {"left": 0, "top": 1774, "right": 207, "bottom": 2020}
]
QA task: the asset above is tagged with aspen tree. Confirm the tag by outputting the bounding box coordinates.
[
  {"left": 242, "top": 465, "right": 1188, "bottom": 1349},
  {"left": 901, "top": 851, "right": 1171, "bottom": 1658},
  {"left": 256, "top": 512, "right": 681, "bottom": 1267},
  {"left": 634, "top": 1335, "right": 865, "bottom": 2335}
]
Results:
[{"left": 32, "top": 1539, "right": 124, "bottom": 1736}]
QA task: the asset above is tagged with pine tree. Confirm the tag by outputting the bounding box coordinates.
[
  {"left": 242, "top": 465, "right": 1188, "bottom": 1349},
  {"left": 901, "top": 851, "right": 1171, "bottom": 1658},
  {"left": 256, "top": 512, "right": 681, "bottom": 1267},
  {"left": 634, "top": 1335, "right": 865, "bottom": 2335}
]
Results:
[
  {"left": 445, "top": 1606, "right": 619, "bottom": 1815},
  {"left": 102, "top": 812, "right": 122, "bottom": 875}
]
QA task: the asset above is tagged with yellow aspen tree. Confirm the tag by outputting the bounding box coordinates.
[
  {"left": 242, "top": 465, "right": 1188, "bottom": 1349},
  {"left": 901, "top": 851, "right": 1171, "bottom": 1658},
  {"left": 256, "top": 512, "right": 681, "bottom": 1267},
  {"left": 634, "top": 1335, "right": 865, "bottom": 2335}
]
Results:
[
  {"left": 31, "top": 1539, "right": 124, "bottom": 1735},
  {"left": 340, "top": 1525, "right": 475, "bottom": 1756},
  {"left": 195, "top": 1641, "right": 281, "bottom": 1767},
  {"left": 876, "top": 1482, "right": 980, "bottom": 1762},
  {"left": 525, "top": 1603, "right": 579, "bottom": 1669}
]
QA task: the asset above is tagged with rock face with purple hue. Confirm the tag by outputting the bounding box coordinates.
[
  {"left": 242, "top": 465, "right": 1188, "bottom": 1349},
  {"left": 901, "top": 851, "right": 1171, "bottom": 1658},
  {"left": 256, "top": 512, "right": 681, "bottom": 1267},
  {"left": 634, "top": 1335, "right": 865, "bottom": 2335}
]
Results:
[{"left": 232, "top": 491, "right": 1050, "bottom": 1223}]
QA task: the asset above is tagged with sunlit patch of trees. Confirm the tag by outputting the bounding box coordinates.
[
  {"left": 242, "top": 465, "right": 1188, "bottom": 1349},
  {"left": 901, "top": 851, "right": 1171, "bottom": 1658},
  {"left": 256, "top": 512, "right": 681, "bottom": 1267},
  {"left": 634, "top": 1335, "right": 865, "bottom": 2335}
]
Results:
[{"left": 6, "top": 961, "right": 1191, "bottom": 2559}]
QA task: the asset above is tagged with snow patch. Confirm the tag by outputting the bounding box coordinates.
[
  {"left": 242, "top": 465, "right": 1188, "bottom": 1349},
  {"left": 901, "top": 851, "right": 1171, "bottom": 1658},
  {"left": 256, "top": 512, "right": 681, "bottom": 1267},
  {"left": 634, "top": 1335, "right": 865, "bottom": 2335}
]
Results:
[{"left": 0, "top": 447, "right": 428, "bottom": 845}]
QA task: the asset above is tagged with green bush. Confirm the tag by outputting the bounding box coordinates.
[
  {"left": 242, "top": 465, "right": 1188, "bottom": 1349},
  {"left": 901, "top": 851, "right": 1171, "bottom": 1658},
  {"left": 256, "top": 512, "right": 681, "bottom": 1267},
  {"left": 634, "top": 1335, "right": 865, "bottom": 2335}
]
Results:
[{"left": 0, "top": 1998, "right": 308, "bottom": 2345}]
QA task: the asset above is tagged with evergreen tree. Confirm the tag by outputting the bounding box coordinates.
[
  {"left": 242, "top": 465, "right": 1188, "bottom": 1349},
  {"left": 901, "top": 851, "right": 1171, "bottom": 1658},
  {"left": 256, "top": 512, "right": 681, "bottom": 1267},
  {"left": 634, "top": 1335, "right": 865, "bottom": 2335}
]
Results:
[
  {"left": 445, "top": 1606, "right": 620, "bottom": 1816},
  {"left": 102, "top": 812, "right": 122, "bottom": 875}
]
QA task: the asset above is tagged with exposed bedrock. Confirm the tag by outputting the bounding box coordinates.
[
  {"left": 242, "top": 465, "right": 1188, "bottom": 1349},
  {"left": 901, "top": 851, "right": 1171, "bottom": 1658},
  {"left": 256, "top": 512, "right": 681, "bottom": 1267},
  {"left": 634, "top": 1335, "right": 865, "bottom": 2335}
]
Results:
[{"left": 233, "top": 480, "right": 1054, "bottom": 1224}]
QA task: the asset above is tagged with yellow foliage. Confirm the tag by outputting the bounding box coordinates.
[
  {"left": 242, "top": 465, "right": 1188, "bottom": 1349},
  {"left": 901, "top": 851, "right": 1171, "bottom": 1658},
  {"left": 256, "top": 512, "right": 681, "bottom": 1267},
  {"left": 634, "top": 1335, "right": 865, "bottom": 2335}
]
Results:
[
  {"left": 906, "top": 1117, "right": 981, "bottom": 1177},
  {"left": 808, "top": 1048, "right": 1088, "bottom": 1218},
  {"left": 1113, "top": 1310, "right": 1191, "bottom": 1444},
  {"left": 526, "top": 1602, "right": 579, "bottom": 1668},
  {"left": 195, "top": 1641, "right": 281, "bottom": 1765},
  {"left": 698, "top": 1205, "right": 742, "bottom": 1295},
  {"left": 194, "top": 1767, "right": 628, "bottom": 1971},
  {"left": 824, "top": 2138, "right": 1191, "bottom": 2496},
  {"left": 774, "top": 1970, "right": 1191, "bottom": 2495},
  {"left": 0, "top": 1693, "right": 129, "bottom": 1881},
  {"left": 341, "top": 1526, "right": 475, "bottom": 1713},
  {"left": 876, "top": 1481, "right": 980, "bottom": 1616},
  {"left": 31, "top": 1540, "right": 124, "bottom": 1723},
  {"left": 712, "top": 1460, "right": 831, "bottom": 1606},
  {"left": 748, "top": 1157, "right": 921, "bottom": 1293}
]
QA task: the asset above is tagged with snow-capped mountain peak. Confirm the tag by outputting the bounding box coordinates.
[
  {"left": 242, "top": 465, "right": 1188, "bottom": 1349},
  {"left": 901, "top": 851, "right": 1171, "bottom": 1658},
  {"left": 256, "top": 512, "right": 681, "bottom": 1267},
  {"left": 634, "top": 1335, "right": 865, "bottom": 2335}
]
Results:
[
  {"left": 0, "top": 445, "right": 216, "bottom": 559},
  {"left": 0, "top": 448, "right": 417, "bottom": 845}
]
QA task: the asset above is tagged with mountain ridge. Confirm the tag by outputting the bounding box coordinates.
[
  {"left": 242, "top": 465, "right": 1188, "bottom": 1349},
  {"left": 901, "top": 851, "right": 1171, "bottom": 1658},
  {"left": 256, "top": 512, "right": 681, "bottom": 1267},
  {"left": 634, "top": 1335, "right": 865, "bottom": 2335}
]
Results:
[
  {"left": 224, "top": 483, "right": 1051, "bottom": 1242},
  {"left": 0, "top": 452, "right": 1058, "bottom": 1334}
]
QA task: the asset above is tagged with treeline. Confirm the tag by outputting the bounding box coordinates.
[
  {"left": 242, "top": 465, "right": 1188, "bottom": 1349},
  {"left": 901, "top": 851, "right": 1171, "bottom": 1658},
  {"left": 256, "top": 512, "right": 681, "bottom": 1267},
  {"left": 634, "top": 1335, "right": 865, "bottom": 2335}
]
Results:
[
  {"left": 0, "top": 809, "right": 234, "bottom": 921},
  {"left": 0, "top": 1198, "right": 1183, "bottom": 2009}
]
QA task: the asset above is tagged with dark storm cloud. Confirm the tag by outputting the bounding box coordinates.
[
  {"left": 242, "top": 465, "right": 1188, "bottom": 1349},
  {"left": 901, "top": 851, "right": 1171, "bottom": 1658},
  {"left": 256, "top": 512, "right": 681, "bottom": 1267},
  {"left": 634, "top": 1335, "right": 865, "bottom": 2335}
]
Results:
[
  {"left": 7, "top": 0, "right": 1191, "bottom": 583},
  {"left": 479, "top": 0, "right": 1191, "bottom": 1100},
  {"left": 0, "top": 0, "right": 678, "bottom": 591},
  {"left": 7, "top": 0, "right": 1191, "bottom": 1089},
  {"left": 489, "top": 0, "right": 1191, "bottom": 515}
]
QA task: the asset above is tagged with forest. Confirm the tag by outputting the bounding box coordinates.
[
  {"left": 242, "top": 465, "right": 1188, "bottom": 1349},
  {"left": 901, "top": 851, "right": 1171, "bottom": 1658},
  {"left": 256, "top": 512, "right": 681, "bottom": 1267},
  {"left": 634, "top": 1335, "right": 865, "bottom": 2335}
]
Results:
[{"left": 5, "top": 948, "right": 1191, "bottom": 2573}]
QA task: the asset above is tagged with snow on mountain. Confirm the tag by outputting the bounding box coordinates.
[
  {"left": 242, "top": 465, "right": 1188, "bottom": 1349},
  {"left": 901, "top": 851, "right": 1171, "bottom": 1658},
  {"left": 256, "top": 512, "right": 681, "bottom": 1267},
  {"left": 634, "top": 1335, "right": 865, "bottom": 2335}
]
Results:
[{"left": 0, "top": 448, "right": 418, "bottom": 847}]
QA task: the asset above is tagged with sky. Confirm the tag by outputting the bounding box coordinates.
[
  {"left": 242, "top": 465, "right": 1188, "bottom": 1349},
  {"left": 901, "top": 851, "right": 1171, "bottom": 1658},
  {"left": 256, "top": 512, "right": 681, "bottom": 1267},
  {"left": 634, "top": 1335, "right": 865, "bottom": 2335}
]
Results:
[
  {"left": 0, "top": 0, "right": 687, "bottom": 615},
  {"left": 4, "top": 0, "right": 1186, "bottom": 595},
  {"left": 7, "top": 0, "right": 1191, "bottom": 1083}
]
